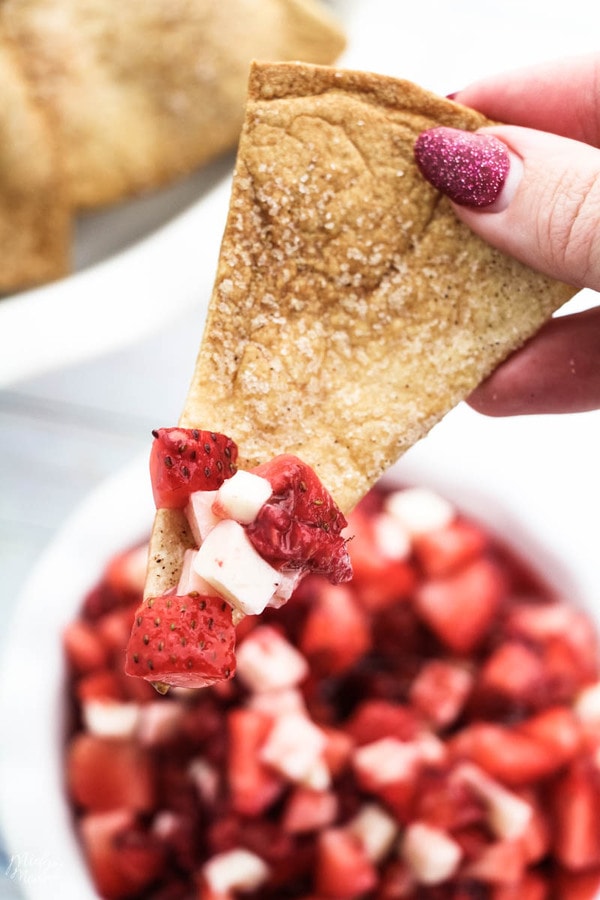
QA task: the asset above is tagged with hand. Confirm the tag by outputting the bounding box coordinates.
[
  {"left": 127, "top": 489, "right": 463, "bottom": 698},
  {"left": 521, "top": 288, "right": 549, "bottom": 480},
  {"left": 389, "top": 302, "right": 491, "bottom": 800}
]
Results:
[{"left": 414, "top": 53, "right": 600, "bottom": 416}]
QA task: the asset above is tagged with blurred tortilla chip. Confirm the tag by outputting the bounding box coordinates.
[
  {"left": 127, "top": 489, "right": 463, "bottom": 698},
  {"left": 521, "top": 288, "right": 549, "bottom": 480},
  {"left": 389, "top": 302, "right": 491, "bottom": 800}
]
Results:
[
  {"left": 0, "top": 0, "right": 345, "bottom": 209},
  {"left": 145, "top": 61, "right": 577, "bottom": 597},
  {"left": 0, "top": 36, "right": 70, "bottom": 293}
]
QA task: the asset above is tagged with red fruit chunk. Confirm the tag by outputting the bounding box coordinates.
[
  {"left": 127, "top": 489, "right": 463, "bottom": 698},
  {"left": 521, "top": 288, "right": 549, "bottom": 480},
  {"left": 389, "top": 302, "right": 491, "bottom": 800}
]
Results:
[
  {"left": 315, "top": 827, "right": 378, "bottom": 898},
  {"left": 247, "top": 454, "right": 352, "bottom": 583},
  {"left": 415, "top": 557, "right": 506, "bottom": 654},
  {"left": 79, "top": 810, "right": 165, "bottom": 900},
  {"left": 300, "top": 583, "right": 370, "bottom": 675},
  {"left": 149, "top": 427, "right": 238, "bottom": 509},
  {"left": 464, "top": 838, "right": 528, "bottom": 885},
  {"left": 63, "top": 619, "right": 109, "bottom": 674},
  {"left": 413, "top": 518, "right": 488, "bottom": 578},
  {"left": 478, "top": 641, "right": 545, "bottom": 706},
  {"left": 554, "top": 868, "right": 600, "bottom": 900},
  {"left": 490, "top": 871, "right": 549, "bottom": 899},
  {"left": 551, "top": 757, "right": 600, "bottom": 870},
  {"left": 411, "top": 769, "right": 484, "bottom": 832},
  {"left": 104, "top": 543, "right": 148, "bottom": 597},
  {"left": 227, "top": 708, "right": 284, "bottom": 815},
  {"left": 67, "top": 734, "right": 155, "bottom": 812},
  {"left": 76, "top": 669, "right": 124, "bottom": 703},
  {"left": 409, "top": 660, "right": 473, "bottom": 729},
  {"left": 344, "top": 699, "right": 421, "bottom": 745},
  {"left": 282, "top": 786, "right": 338, "bottom": 834},
  {"left": 449, "top": 721, "right": 569, "bottom": 787},
  {"left": 125, "top": 592, "right": 236, "bottom": 689},
  {"left": 517, "top": 706, "right": 581, "bottom": 766}
]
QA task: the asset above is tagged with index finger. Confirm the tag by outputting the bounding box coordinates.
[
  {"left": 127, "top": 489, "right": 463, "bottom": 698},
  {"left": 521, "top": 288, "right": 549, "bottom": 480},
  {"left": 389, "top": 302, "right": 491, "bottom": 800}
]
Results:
[{"left": 454, "top": 53, "right": 600, "bottom": 147}]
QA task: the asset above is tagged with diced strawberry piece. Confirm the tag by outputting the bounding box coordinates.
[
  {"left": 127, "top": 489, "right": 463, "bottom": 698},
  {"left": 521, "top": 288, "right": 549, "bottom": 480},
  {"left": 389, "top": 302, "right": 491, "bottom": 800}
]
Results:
[
  {"left": 75, "top": 669, "right": 125, "bottom": 703},
  {"left": 300, "top": 583, "right": 370, "bottom": 675},
  {"left": 96, "top": 606, "right": 137, "bottom": 658},
  {"left": 478, "top": 641, "right": 546, "bottom": 705},
  {"left": 149, "top": 427, "right": 238, "bottom": 509},
  {"left": 378, "top": 859, "right": 416, "bottom": 898},
  {"left": 315, "top": 827, "right": 378, "bottom": 898},
  {"left": 516, "top": 787, "right": 551, "bottom": 865},
  {"left": 103, "top": 543, "right": 148, "bottom": 598},
  {"left": 321, "top": 725, "right": 355, "bottom": 777},
  {"left": 227, "top": 709, "right": 284, "bottom": 815},
  {"left": 413, "top": 517, "right": 489, "bottom": 578},
  {"left": 247, "top": 454, "right": 352, "bottom": 583},
  {"left": 67, "top": 734, "right": 155, "bottom": 812},
  {"left": 464, "top": 838, "right": 528, "bottom": 885},
  {"left": 516, "top": 706, "right": 581, "bottom": 766},
  {"left": 79, "top": 810, "right": 166, "bottom": 900},
  {"left": 282, "top": 786, "right": 338, "bottom": 834},
  {"left": 415, "top": 557, "right": 506, "bottom": 654},
  {"left": 63, "top": 619, "right": 109, "bottom": 674},
  {"left": 344, "top": 699, "right": 421, "bottom": 745},
  {"left": 125, "top": 592, "right": 236, "bottom": 690},
  {"left": 551, "top": 757, "right": 600, "bottom": 870},
  {"left": 449, "top": 722, "right": 566, "bottom": 787},
  {"left": 409, "top": 660, "right": 473, "bottom": 729},
  {"left": 410, "top": 768, "right": 485, "bottom": 832},
  {"left": 490, "top": 871, "right": 549, "bottom": 900},
  {"left": 553, "top": 868, "right": 600, "bottom": 900}
]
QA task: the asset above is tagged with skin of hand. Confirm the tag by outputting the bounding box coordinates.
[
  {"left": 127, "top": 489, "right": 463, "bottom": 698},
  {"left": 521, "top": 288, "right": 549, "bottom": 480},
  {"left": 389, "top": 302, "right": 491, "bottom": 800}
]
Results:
[{"left": 421, "top": 54, "right": 600, "bottom": 416}]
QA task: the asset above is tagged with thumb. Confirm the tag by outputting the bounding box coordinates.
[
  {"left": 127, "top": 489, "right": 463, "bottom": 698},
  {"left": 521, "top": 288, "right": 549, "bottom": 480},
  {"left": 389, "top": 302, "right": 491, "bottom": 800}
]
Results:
[{"left": 415, "top": 124, "right": 600, "bottom": 292}]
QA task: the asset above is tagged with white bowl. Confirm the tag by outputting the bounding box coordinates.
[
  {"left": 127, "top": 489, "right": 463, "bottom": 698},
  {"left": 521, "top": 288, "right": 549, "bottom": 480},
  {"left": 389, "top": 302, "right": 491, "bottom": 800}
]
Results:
[{"left": 1, "top": 404, "right": 599, "bottom": 898}]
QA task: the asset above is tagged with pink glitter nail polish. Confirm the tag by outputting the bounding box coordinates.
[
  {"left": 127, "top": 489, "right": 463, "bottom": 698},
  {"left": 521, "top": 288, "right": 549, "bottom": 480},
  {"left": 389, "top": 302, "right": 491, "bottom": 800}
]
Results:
[{"left": 414, "top": 126, "right": 510, "bottom": 208}]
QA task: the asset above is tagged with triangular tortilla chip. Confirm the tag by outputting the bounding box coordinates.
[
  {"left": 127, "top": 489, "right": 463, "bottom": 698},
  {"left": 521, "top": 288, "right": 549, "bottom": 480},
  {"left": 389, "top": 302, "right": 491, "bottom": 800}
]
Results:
[
  {"left": 0, "top": 0, "right": 345, "bottom": 209},
  {"left": 0, "top": 35, "right": 70, "bottom": 292},
  {"left": 145, "top": 61, "right": 577, "bottom": 599}
]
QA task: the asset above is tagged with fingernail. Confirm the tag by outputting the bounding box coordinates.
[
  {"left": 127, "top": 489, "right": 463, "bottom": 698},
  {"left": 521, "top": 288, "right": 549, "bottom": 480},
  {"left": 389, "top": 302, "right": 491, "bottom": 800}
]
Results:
[{"left": 414, "top": 126, "right": 510, "bottom": 208}]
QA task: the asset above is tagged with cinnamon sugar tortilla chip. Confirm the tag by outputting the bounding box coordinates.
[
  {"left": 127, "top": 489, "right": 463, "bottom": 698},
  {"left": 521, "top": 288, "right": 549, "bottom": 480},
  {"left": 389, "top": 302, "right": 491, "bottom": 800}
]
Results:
[
  {"left": 0, "top": 0, "right": 345, "bottom": 209},
  {"left": 145, "top": 61, "right": 576, "bottom": 599},
  {"left": 0, "top": 36, "right": 69, "bottom": 292}
]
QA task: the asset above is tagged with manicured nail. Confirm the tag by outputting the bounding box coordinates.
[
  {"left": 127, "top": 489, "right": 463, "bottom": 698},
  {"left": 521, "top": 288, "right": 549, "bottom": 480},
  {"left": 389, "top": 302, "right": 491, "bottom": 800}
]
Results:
[{"left": 414, "top": 126, "right": 510, "bottom": 208}]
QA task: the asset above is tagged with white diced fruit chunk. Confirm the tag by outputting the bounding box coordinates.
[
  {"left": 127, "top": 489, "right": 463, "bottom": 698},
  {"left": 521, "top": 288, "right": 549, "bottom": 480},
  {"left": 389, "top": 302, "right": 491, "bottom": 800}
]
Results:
[
  {"left": 213, "top": 470, "right": 272, "bottom": 524},
  {"left": 574, "top": 681, "right": 600, "bottom": 721},
  {"left": 193, "top": 519, "right": 282, "bottom": 615},
  {"left": 373, "top": 512, "right": 411, "bottom": 560},
  {"left": 83, "top": 701, "right": 140, "bottom": 738},
  {"left": 260, "top": 712, "right": 328, "bottom": 785},
  {"left": 457, "top": 763, "right": 532, "bottom": 840},
  {"left": 236, "top": 625, "right": 309, "bottom": 692},
  {"left": 185, "top": 490, "right": 220, "bottom": 544},
  {"left": 348, "top": 804, "right": 399, "bottom": 863},
  {"left": 401, "top": 822, "right": 462, "bottom": 885},
  {"left": 177, "top": 549, "right": 221, "bottom": 597},
  {"left": 203, "top": 848, "right": 270, "bottom": 893},
  {"left": 384, "top": 487, "right": 454, "bottom": 535}
]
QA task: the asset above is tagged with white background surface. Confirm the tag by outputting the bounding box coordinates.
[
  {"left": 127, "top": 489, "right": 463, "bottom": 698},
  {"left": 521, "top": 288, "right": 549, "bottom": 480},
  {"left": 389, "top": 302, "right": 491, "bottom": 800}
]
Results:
[{"left": 1, "top": 0, "right": 599, "bottom": 895}]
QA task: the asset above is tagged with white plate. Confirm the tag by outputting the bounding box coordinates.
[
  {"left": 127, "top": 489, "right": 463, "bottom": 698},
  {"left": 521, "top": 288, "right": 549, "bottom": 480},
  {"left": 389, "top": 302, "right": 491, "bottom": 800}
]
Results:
[{"left": 1, "top": 404, "right": 599, "bottom": 897}]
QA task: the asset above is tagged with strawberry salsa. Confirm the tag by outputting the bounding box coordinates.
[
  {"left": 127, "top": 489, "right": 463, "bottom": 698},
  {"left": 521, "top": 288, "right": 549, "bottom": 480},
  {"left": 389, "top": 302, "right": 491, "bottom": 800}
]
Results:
[{"left": 64, "top": 471, "right": 600, "bottom": 899}]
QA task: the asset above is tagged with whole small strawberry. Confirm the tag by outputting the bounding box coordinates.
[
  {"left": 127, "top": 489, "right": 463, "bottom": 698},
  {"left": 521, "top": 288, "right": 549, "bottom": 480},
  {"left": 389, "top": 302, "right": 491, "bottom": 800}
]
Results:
[
  {"left": 246, "top": 454, "right": 352, "bottom": 584},
  {"left": 125, "top": 592, "right": 236, "bottom": 690},
  {"left": 149, "top": 428, "right": 238, "bottom": 509}
]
